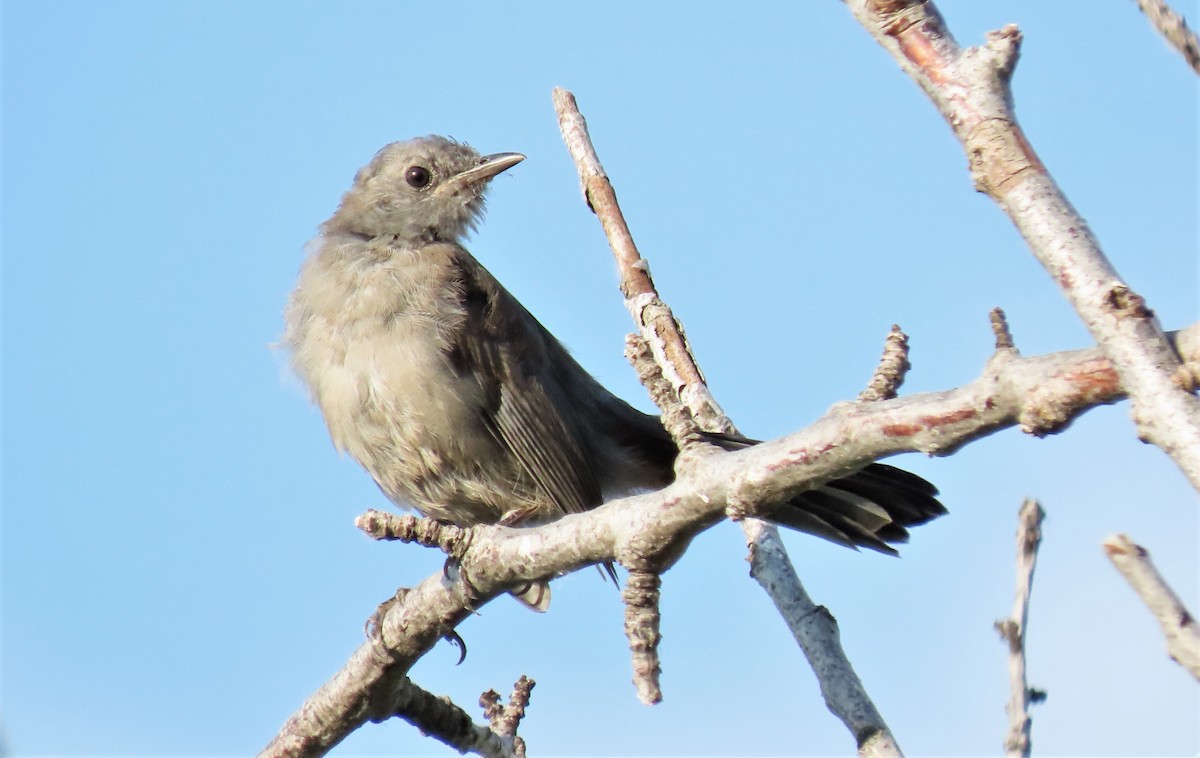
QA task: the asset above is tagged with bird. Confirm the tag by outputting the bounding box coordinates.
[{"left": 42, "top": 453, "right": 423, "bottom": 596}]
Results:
[{"left": 284, "top": 135, "right": 946, "bottom": 609}]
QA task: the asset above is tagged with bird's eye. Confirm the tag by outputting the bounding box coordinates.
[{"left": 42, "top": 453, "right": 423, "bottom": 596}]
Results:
[{"left": 405, "top": 166, "right": 432, "bottom": 189}]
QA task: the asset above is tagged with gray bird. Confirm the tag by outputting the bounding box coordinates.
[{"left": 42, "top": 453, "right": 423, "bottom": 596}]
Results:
[{"left": 284, "top": 136, "right": 945, "bottom": 608}]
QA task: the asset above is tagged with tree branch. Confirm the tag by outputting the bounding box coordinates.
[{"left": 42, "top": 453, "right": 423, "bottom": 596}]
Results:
[
  {"left": 479, "top": 676, "right": 535, "bottom": 758},
  {"left": 845, "top": 0, "right": 1200, "bottom": 491},
  {"left": 622, "top": 570, "right": 664, "bottom": 705},
  {"left": 858, "top": 325, "right": 911, "bottom": 403},
  {"left": 1104, "top": 534, "right": 1200, "bottom": 680},
  {"left": 554, "top": 88, "right": 732, "bottom": 436},
  {"left": 553, "top": 85, "right": 906, "bottom": 753},
  {"left": 385, "top": 676, "right": 529, "bottom": 758},
  {"left": 994, "top": 498, "right": 1046, "bottom": 758},
  {"left": 1134, "top": 0, "right": 1200, "bottom": 75},
  {"left": 744, "top": 519, "right": 903, "bottom": 758},
  {"left": 990, "top": 307, "right": 1016, "bottom": 351},
  {"left": 261, "top": 318, "right": 1200, "bottom": 756}
]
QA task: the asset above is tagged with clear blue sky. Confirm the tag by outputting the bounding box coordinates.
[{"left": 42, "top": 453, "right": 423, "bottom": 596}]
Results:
[{"left": 3, "top": 2, "right": 1198, "bottom": 756}]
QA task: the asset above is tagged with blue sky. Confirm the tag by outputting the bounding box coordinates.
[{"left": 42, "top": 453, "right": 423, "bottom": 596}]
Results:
[{"left": 3, "top": 2, "right": 1197, "bottom": 756}]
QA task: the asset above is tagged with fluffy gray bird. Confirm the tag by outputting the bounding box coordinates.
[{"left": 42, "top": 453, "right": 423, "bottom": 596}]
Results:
[{"left": 285, "top": 136, "right": 945, "bottom": 606}]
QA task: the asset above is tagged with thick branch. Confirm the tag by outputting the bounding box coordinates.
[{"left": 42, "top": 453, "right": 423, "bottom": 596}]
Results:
[
  {"left": 1104, "top": 534, "right": 1200, "bottom": 679},
  {"left": 846, "top": 0, "right": 1200, "bottom": 491}
]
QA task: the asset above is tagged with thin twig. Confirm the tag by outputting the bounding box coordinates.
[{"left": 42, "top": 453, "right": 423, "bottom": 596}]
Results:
[
  {"left": 990, "top": 308, "right": 1016, "bottom": 352},
  {"left": 994, "top": 498, "right": 1046, "bottom": 758},
  {"left": 356, "top": 511, "right": 472, "bottom": 560},
  {"left": 858, "top": 325, "right": 911, "bottom": 402},
  {"left": 1104, "top": 534, "right": 1200, "bottom": 679},
  {"left": 385, "top": 677, "right": 526, "bottom": 758},
  {"left": 479, "top": 676, "right": 535, "bottom": 758},
  {"left": 553, "top": 87, "right": 731, "bottom": 435}
]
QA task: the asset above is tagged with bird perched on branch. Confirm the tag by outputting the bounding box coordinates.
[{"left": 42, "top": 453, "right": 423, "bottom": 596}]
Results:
[{"left": 284, "top": 136, "right": 945, "bottom": 609}]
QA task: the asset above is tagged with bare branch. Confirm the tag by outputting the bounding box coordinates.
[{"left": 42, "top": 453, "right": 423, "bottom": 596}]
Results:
[
  {"left": 357, "top": 512, "right": 471, "bottom": 559},
  {"left": 625, "top": 333, "right": 702, "bottom": 449},
  {"left": 622, "top": 570, "right": 664, "bottom": 705},
  {"left": 858, "top": 325, "right": 911, "bottom": 403},
  {"left": 554, "top": 85, "right": 907, "bottom": 751},
  {"left": 266, "top": 77, "right": 1200, "bottom": 755},
  {"left": 262, "top": 317, "right": 1200, "bottom": 757},
  {"left": 1134, "top": 0, "right": 1200, "bottom": 75},
  {"left": 383, "top": 677, "right": 526, "bottom": 758},
  {"left": 994, "top": 498, "right": 1046, "bottom": 758},
  {"left": 259, "top": 573, "right": 480, "bottom": 758},
  {"left": 552, "top": 82, "right": 1200, "bottom": 751},
  {"left": 744, "top": 519, "right": 903, "bottom": 758},
  {"left": 990, "top": 308, "right": 1016, "bottom": 352},
  {"left": 1104, "top": 534, "right": 1200, "bottom": 680},
  {"left": 846, "top": 0, "right": 1200, "bottom": 491},
  {"left": 553, "top": 87, "right": 732, "bottom": 436},
  {"left": 479, "top": 676, "right": 535, "bottom": 758}
]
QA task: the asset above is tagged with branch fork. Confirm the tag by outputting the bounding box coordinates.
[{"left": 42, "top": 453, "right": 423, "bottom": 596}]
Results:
[{"left": 848, "top": 0, "right": 1200, "bottom": 488}]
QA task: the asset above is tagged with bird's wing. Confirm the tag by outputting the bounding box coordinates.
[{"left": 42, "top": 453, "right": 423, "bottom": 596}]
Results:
[{"left": 447, "top": 246, "right": 602, "bottom": 519}]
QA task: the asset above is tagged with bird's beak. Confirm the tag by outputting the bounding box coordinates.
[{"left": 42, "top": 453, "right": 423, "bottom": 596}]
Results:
[{"left": 444, "top": 152, "right": 526, "bottom": 193}]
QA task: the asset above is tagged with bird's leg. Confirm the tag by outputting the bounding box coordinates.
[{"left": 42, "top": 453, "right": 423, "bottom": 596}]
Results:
[{"left": 364, "top": 587, "right": 410, "bottom": 642}]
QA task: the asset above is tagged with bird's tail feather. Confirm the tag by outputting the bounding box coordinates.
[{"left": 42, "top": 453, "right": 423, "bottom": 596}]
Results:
[{"left": 704, "top": 432, "right": 946, "bottom": 554}]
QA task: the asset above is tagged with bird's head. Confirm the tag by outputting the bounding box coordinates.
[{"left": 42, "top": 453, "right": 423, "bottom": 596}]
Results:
[{"left": 324, "top": 135, "right": 525, "bottom": 244}]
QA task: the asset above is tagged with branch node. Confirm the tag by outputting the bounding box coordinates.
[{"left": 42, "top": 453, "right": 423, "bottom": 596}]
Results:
[
  {"left": 724, "top": 491, "right": 751, "bottom": 523},
  {"left": 1170, "top": 363, "right": 1199, "bottom": 392},
  {"left": 983, "top": 24, "right": 1023, "bottom": 78},
  {"left": 994, "top": 618, "right": 1020, "bottom": 650},
  {"left": 1102, "top": 284, "right": 1155, "bottom": 320}
]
